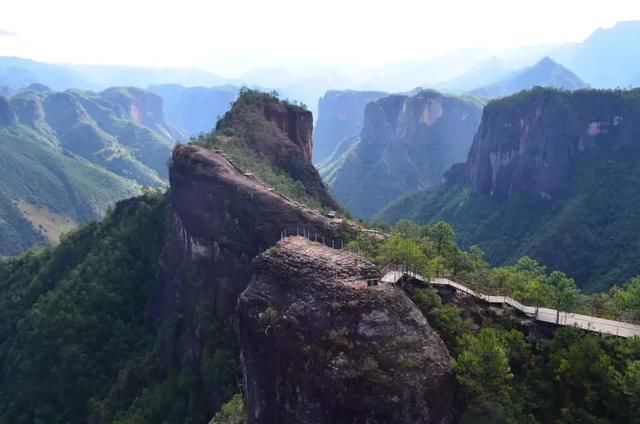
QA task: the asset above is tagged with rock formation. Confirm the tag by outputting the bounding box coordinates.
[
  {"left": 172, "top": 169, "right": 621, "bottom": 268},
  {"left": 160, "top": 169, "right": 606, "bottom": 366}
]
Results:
[
  {"left": 320, "top": 89, "right": 482, "bottom": 218},
  {"left": 153, "top": 144, "right": 339, "bottom": 322},
  {"left": 215, "top": 90, "right": 339, "bottom": 209},
  {"left": 237, "top": 236, "right": 454, "bottom": 424},
  {"left": 0, "top": 95, "right": 17, "bottom": 126},
  {"left": 467, "top": 87, "right": 639, "bottom": 199}
]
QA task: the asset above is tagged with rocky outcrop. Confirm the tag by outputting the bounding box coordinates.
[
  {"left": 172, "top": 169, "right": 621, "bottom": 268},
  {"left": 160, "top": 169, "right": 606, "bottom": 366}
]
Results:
[
  {"left": 149, "top": 143, "right": 347, "bottom": 415},
  {"left": 467, "top": 88, "right": 640, "bottom": 199},
  {"left": 320, "top": 89, "right": 482, "bottom": 218},
  {"left": 216, "top": 91, "right": 339, "bottom": 209},
  {"left": 262, "top": 100, "right": 314, "bottom": 161},
  {"left": 11, "top": 96, "right": 45, "bottom": 125},
  {"left": 152, "top": 143, "right": 340, "bottom": 336},
  {"left": 237, "top": 236, "right": 454, "bottom": 423},
  {"left": 313, "top": 90, "right": 387, "bottom": 164}
]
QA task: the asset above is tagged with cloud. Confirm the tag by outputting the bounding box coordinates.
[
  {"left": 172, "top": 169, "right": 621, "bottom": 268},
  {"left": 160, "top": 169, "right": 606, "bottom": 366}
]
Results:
[{"left": 0, "top": 30, "right": 16, "bottom": 36}]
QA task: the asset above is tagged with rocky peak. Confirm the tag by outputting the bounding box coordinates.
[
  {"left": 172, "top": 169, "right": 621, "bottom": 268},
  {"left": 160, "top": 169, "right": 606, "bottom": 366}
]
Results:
[
  {"left": 321, "top": 89, "right": 482, "bottom": 218},
  {"left": 262, "top": 100, "right": 314, "bottom": 161},
  {"left": 237, "top": 236, "right": 454, "bottom": 423},
  {"left": 466, "top": 88, "right": 640, "bottom": 199},
  {"left": 215, "top": 90, "right": 339, "bottom": 209}
]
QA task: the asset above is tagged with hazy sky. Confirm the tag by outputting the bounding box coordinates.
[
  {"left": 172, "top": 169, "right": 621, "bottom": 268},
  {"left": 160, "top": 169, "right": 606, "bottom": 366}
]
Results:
[{"left": 1, "top": 0, "right": 640, "bottom": 77}]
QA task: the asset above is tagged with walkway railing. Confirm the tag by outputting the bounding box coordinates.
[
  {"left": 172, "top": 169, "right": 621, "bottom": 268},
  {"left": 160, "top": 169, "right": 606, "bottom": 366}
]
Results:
[{"left": 382, "top": 264, "right": 640, "bottom": 338}]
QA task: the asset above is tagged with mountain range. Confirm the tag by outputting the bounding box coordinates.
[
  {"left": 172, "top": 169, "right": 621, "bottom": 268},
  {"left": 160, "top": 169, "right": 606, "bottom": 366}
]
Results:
[{"left": 0, "top": 84, "right": 182, "bottom": 255}]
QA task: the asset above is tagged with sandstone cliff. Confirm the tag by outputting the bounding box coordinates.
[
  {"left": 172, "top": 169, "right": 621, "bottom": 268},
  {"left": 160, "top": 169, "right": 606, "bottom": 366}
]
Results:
[
  {"left": 213, "top": 89, "right": 339, "bottom": 210},
  {"left": 467, "top": 87, "right": 640, "bottom": 199},
  {"left": 377, "top": 87, "right": 640, "bottom": 292},
  {"left": 153, "top": 144, "right": 339, "bottom": 323},
  {"left": 237, "top": 236, "right": 454, "bottom": 423},
  {"left": 320, "top": 90, "right": 482, "bottom": 218}
]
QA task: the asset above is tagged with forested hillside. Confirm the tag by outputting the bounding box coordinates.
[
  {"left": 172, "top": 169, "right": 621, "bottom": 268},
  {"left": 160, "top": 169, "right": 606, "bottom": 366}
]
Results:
[{"left": 0, "top": 85, "right": 183, "bottom": 255}]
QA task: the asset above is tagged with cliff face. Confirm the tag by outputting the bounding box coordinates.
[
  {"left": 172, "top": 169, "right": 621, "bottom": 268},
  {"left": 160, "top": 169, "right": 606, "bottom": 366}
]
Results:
[
  {"left": 321, "top": 90, "right": 482, "bottom": 218},
  {"left": 262, "top": 100, "right": 314, "bottom": 161},
  {"left": 215, "top": 91, "right": 339, "bottom": 210},
  {"left": 467, "top": 88, "right": 640, "bottom": 199},
  {"left": 237, "top": 236, "right": 454, "bottom": 424},
  {"left": 153, "top": 144, "right": 338, "bottom": 323},
  {"left": 101, "top": 87, "right": 185, "bottom": 139},
  {"left": 313, "top": 90, "right": 387, "bottom": 164},
  {"left": 145, "top": 141, "right": 346, "bottom": 416},
  {"left": 377, "top": 88, "right": 640, "bottom": 292}
]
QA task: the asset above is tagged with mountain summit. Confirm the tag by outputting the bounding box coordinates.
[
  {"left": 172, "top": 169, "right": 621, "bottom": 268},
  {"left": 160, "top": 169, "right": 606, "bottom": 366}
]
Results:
[{"left": 470, "top": 57, "right": 588, "bottom": 98}]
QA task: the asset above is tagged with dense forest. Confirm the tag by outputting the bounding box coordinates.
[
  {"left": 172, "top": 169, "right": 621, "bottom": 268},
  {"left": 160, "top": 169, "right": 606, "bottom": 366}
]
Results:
[{"left": 0, "top": 192, "right": 240, "bottom": 423}]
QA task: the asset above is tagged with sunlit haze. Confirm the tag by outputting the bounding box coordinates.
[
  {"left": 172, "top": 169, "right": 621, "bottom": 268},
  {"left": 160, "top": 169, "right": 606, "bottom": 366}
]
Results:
[{"left": 2, "top": 0, "right": 640, "bottom": 77}]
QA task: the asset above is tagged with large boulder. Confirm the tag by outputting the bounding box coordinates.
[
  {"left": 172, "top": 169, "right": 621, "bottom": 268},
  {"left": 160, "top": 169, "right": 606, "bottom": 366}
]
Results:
[{"left": 237, "top": 236, "right": 454, "bottom": 423}]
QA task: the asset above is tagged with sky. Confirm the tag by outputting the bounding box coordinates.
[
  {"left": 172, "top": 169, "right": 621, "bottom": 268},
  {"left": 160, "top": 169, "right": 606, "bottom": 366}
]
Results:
[{"left": 1, "top": 0, "right": 640, "bottom": 77}]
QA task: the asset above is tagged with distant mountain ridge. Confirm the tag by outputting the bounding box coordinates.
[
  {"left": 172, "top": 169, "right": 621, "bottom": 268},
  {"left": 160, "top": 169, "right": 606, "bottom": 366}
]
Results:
[
  {"left": 470, "top": 57, "right": 588, "bottom": 98},
  {"left": 0, "top": 56, "right": 229, "bottom": 91},
  {"left": 551, "top": 21, "right": 640, "bottom": 88}
]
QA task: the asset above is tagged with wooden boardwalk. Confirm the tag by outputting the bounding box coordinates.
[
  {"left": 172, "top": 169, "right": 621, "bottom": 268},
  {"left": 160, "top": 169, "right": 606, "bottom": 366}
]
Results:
[{"left": 382, "top": 269, "right": 640, "bottom": 338}]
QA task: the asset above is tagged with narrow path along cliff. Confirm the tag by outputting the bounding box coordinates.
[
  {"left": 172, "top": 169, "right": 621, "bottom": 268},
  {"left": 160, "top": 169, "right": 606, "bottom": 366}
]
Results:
[{"left": 381, "top": 266, "right": 640, "bottom": 338}]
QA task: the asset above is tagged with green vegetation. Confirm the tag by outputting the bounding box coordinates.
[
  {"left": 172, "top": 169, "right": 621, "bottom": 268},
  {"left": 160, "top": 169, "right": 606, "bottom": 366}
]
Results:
[
  {"left": 191, "top": 88, "right": 329, "bottom": 212},
  {"left": 193, "top": 132, "right": 323, "bottom": 211},
  {"left": 208, "top": 394, "right": 246, "bottom": 424},
  {"left": 0, "top": 193, "right": 243, "bottom": 423},
  {"left": 367, "top": 220, "right": 640, "bottom": 423},
  {"left": 361, "top": 219, "right": 640, "bottom": 322},
  {"left": 0, "top": 126, "right": 139, "bottom": 255},
  {"left": 0, "top": 85, "right": 184, "bottom": 255}
]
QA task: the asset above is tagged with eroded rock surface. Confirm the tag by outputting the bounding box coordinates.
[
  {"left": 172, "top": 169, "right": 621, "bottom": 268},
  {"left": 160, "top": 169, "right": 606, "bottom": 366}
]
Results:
[{"left": 237, "top": 236, "right": 454, "bottom": 424}]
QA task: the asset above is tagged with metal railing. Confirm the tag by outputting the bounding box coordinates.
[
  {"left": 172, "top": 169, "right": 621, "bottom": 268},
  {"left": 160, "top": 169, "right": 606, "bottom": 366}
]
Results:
[{"left": 382, "top": 265, "right": 640, "bottom": 338}]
